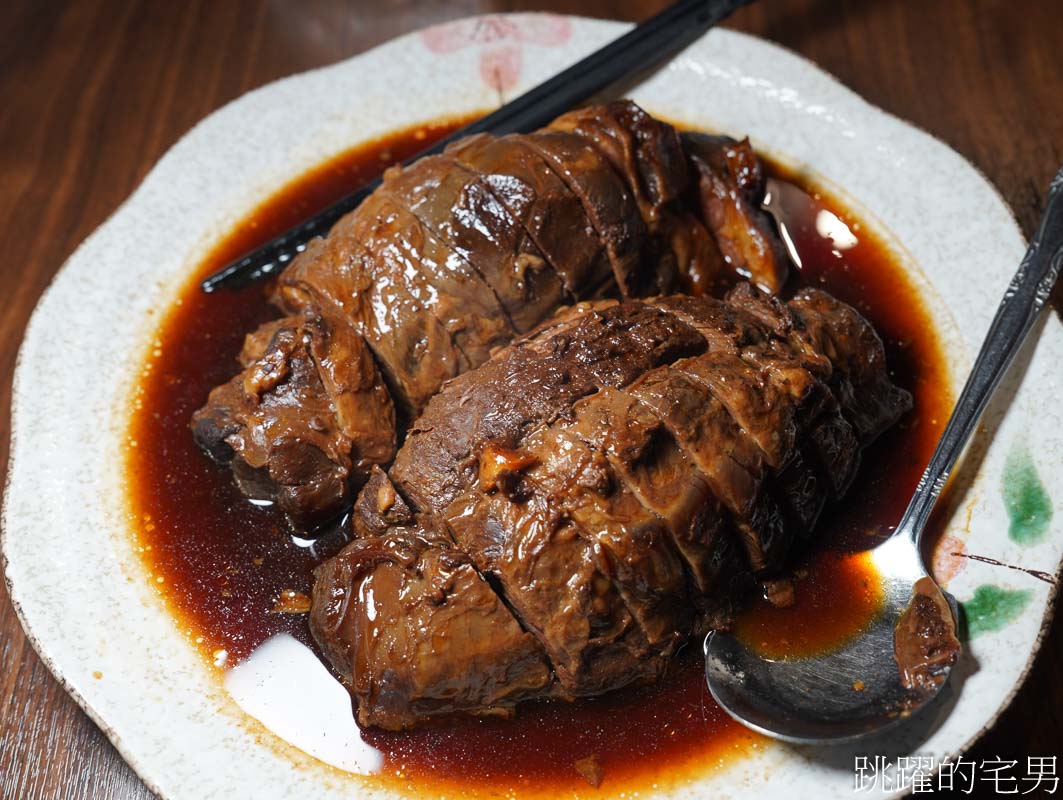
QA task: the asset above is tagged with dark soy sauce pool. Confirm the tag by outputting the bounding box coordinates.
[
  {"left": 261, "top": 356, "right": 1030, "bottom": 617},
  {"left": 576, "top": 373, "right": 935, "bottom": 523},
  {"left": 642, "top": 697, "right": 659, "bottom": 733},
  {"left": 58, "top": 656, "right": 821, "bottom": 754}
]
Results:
[{"left": 126, "top": 118, "right": 951, "bottom": 797}]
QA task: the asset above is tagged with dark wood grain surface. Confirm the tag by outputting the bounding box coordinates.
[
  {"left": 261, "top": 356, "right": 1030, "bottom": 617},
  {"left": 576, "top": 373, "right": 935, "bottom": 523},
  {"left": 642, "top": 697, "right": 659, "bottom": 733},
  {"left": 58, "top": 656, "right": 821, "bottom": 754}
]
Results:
[{"left": 1, "top": 1, "right": 1061, "bottom": 797}]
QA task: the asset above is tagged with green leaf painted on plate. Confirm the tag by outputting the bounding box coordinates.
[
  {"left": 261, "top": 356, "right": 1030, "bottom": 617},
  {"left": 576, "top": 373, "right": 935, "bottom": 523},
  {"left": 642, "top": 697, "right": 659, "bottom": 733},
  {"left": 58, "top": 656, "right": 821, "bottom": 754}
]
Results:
[
  {"left": 1002, "top": 440, "right": 1053, "bottom": 545},
  {"left": 960, "top": 584, "right": 1033, "bottom": 639}
]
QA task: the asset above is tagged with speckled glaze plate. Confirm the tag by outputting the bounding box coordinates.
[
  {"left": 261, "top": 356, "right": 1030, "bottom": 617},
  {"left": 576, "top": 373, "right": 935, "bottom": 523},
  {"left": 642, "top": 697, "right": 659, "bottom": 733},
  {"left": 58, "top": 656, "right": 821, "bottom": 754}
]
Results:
[{"left": 4, "top": 14, "right": 1060, "bottom": 800}]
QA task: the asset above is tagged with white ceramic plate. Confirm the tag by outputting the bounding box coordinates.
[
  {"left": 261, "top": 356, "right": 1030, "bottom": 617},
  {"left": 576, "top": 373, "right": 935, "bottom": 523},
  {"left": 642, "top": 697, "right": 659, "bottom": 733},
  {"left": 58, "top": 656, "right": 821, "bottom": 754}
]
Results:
[{"left": 4, "top": 14, "right": 1060, "bottom": 800}]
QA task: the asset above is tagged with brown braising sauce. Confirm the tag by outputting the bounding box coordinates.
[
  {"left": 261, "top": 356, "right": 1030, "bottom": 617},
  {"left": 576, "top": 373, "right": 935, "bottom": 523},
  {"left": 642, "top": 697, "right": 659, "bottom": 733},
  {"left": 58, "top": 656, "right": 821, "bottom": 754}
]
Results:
[{"left": 126, "top": 119, "right": 950, "bottom": 796}]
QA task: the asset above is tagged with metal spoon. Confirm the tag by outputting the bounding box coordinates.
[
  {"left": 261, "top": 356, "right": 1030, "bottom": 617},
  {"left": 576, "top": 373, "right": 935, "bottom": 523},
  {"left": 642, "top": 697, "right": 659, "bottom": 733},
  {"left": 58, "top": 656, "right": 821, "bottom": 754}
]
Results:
[{"left": 706, "top": 167, "right": 1063, "bottom": 744}]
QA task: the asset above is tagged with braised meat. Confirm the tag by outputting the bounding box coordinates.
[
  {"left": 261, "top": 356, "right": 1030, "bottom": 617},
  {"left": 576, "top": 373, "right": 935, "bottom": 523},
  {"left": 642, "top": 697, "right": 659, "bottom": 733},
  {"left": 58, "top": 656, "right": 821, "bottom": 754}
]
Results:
[
  {"left": 682, "top": 132, "right": 790, "bottom": 294},
  {"left": 191, "top": 311, "right": 396, "bottom": 528},
  {"left": 311, "top": 523, "right": 553, "bottom": 729},
  {"left": 310, "top": 286, "right": 912, "bottom": 729},
  {"left": 192, "top": 102, "right": 788, "bottom": 529}
]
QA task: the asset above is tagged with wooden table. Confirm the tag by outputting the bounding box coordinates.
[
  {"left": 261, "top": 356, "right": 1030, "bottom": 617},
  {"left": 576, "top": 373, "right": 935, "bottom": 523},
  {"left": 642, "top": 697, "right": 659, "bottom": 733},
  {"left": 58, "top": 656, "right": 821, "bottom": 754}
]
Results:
[{"left": 2, "top": 1, "right": 1061, "bottom": 796}]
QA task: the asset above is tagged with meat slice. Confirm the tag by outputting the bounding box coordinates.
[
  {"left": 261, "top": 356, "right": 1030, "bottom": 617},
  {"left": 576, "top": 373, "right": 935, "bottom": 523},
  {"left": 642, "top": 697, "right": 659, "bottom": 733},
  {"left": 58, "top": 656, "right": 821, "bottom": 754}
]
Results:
[
  {"left": 390, "top": 301, "right": 706, "bottom": 515},
  {"left": 445, "top": 133, "right": 613, "bottom": 298},
  {"left": 658, "top": 288, "right": 910, "bottom": 550},
  {"left": 723, "top": 283, "right": 864, "bottom": 496},
  {"left": 277, "top": 193, "right": 467, "bottom": 416},
  {"left": 371, "top": 184, "right": 517, "bottom": 364},
  {"left": 678, "top": 350, "right": 798, "bottom": 468},
  {"left": 563, "top": 387, "right": 741, "bottom": 623},
  {"left": 382, "top": 153, "right": 569, "bottom": 332},
  {"left": 599, "top": 101, "right": 728, "bottom": 295},
  {"left": 724, "top": 282, "right": 832, "bottom": 376},
  {"left": 683, "top": 132, "right": 790, "bottom": 294},
  {"left": 723, "top": 283, "right": 909, "bottom": 489},
  {"left": 518, "top": 423, "right": 691, "bottom": 653},
  {"left": 554, "top": 102, "right": 688, "bottom": 218},
  {"left": 621, "top": 366, "right": 790, "bottom": 572},
  {"left": 444, "top": 485, "right": 660, "bottom": 697},
  {"left": 788, "top": 288, "right": 913, "bottom": 442},
  {"left": 550, "top": 101, "right": 724, "bottom": 296},
  {"left": 654, "top": 300, "right": 803, "bottom": 468},
  {"left": 191, "top": 312, "right": 395, "bottom": 528},
  {"left": 654, "top": 295, "right": 835, "bottom": 534},
  {"left": 310, "top": 525, "right": 553, "bottom": 730},
  {"left": 625, "top": 366, "right": 764, "bottom": 518},
  {"left": 522, "top": 131, "right": 647, "bottom": 297}
]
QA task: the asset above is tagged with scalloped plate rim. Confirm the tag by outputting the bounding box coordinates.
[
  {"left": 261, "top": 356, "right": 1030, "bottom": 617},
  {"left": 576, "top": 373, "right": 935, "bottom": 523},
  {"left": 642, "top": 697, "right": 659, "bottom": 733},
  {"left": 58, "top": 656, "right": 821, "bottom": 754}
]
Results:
[{"left": 3, "top": 14, "right": 1059, "bottom": 800}]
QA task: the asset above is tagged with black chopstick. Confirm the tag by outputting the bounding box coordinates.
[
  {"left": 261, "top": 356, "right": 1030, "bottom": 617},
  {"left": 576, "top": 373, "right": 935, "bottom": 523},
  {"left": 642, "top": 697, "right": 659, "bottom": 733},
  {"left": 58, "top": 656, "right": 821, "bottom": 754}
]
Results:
[{"left": 201, "top": 0, "right": 755, "bottom": 292}]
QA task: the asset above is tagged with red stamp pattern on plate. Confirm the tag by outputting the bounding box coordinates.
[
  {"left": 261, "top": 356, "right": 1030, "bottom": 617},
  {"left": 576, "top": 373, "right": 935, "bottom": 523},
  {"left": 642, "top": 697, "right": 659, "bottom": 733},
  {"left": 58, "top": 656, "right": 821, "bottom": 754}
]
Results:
[{"left": 420, "top": 14, "right": 572, "bottom": 92}]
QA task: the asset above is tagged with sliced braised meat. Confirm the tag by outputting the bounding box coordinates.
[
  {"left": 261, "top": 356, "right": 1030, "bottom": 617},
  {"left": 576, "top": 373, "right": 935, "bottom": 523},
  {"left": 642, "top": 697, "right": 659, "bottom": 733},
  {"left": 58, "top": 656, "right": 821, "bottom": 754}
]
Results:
[
  {"left": 683, "top": 132, "right": 790, "bottom": 294},
  {"left": 195, "top": 105, "right": 792, "bottom": 530},
  {"left": 382, "top": 153, "right": 569, "bottom": 332},
  {"left": 624, "top": 367, "right": 764, "bottom": 519},
  {"left": 310, "top": 524, "right": 553, "bottom": 730},
  {"left": 654, "top": 295, "right": 840, "bottom": 536},
  {"left": 656, "top": 297, "right": 802, "bottom": 469},
  {"left": 372, "top": 183, "right": 516, "bottom": 364},
  {"left": 522, "top": 130, "right": 648, "bottom": 297},
  {"left": 192, "top": 312, "right": 396, "bottom": 529},
  {"left": 621, "top": 366, "right": 790, "bottom": 572},
  {"left": 788, "top": 288, "right": 913, "bottom": 441},
  {"left": 549, "top": 103, "right": 678, "bottom": 295},
  {"left": 723, "top": 283, "right": 909, "bottom": 485},
  {"left": 723, "top": 283, "right": 864, "bottom": 496},
  {"left": 680, "top": 351, "right": 798, "bottom": 467},
  {"left": 390, "top": 301, "right": 706, "bottom": 515},
  {"left": 276, "top": 193, "right": 466, "bottom": 416},
  {"left": 444, "top": 484, "right": 659, "bottom": 697},
  {"left": 312, "top": 288, "right": 911, "bottom": 727},
  {"left": 555, "top": 102, "right": 689, "bottom": 218},
  {"left": 565, "top": 387, "right": 737, "bottom": 607},
  {"left": 723, "top": 281, "right": 831, "bottom": 374},
  {"left": 445, "top": 133, "right": 613, "bottom": 298},
  {"left": 519, "top": 423, "right": 691, "bottom": 653},
  {"left": 550, "top": 101, "right": 725, "bottom": 296}
]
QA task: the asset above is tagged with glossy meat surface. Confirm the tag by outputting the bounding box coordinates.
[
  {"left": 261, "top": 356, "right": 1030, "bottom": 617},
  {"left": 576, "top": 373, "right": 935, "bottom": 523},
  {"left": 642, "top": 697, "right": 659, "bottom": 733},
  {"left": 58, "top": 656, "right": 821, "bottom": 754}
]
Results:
[
  {"left": 193, "top": 102, "right": 787, "bottom": 530},
  {"left": 312, "top": 287, "right": 911, "bottom": 728},
  {"left": 191, "top": 311, "right": 396, "bottom": 528},
  {"left": 682, "top": 132, "right": 790, "bottom": 294},
  {"left": 310, "top": 524, "right": 553, "bottom": 730}
]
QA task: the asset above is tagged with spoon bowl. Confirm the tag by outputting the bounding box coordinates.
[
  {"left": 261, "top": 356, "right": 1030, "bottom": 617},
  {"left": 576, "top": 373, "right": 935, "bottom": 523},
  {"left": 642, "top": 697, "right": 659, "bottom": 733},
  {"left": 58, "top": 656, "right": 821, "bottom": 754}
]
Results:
[{"left": 705, "top": 538, "right": 959, "bottom": 744}]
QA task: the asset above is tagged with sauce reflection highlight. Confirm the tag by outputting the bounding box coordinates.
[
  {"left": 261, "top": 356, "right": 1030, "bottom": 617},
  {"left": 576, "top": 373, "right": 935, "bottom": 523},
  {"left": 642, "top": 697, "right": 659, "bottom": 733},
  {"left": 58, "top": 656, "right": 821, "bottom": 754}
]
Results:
[
  {"left": 225, "top": 634, "right": 384, "bottom": 774},
  {"left": 734, "top": 550, "right": 885, "bottom": 660}
]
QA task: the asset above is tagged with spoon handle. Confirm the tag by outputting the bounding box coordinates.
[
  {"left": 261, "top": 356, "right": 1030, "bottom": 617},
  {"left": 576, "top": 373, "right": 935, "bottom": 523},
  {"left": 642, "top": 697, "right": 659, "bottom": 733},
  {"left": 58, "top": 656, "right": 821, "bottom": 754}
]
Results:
[{"left": 899, "top": 167, "right": 1063, "bottom": 545}]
